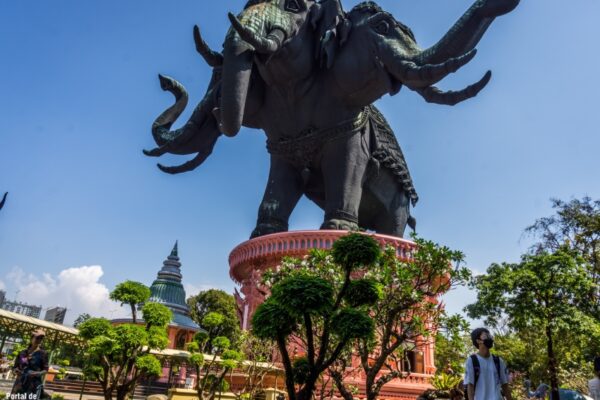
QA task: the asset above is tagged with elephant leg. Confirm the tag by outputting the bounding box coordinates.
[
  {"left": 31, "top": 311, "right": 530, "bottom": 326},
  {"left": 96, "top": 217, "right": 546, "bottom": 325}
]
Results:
[
  {"left": 251, "top": 156, "right": 303, "bottom": 239},
  {"left": 319, "top": 130, "right": 370, "bottom": 231}
]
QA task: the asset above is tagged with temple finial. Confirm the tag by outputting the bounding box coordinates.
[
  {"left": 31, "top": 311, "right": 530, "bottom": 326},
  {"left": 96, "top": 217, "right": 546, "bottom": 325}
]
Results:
[{"left": 170, "top": 240, "right": 178, "bottom": 257}]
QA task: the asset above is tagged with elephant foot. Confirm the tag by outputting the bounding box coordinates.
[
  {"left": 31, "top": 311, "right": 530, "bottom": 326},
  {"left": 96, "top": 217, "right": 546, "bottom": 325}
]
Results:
[
  {"left": 250, "top": 220, "right": 288, "bottom": 239},
  {"left": 320, "top": 218, "right": 359, "bottom": 232}
]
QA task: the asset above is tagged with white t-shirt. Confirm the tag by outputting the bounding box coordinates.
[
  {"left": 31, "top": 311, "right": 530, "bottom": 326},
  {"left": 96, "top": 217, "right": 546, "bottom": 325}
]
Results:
[
  {"left": 589, "top": 377, "right": 600, "bottom": 400},
  {"left": 464, "top": 354, "right": 509, "bottom": 400}
]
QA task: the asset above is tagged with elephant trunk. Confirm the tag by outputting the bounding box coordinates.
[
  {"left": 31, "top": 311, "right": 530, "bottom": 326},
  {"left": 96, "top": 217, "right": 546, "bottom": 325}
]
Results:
[
  {"left": 219, "top": 39, "right": 254, "bottom": 137},
  {"left": 145, "top": 73, "right": 220, "bottom": 158},
  {"left": 415, "top": 0, "right": 518, "bottom": 65},
  {"left": 387, "top": 48, "right": 477, "bottom": 89},
  {"left": 219, "top": 3, "right": 295, "bottom": 136},
  {"left": 150, "top": 74, "right": 189, "bottom": 148}
]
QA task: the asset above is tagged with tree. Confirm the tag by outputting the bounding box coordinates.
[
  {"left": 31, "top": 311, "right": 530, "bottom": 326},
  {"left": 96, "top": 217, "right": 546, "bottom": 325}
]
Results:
[
  {"left": 188, "top": 289, "right": 241, "bottom": 351},
  {"left": 329, "top": 237, "right": 470, "bottom": 400},
  {"left": 186, "top": 312, "right": 243, "bottom": 400},
  {"left": 253, "top": 233, "right": 380, "bottom": 400},
  {"left": 73, "top": 313, "right": 91, "bottom": 328},
  {"left": 79, "top": 283, "right": 172, "bottom": 400},
  {"left": 231, "top": 331, "right": 279, "bottom": 400},
  {"left": 434, "top": 314, "right": 471, "bottom": 375},
  {"left": 109, "top": 280, "right": 151, "bottom": 323},
  {"left": 465, "top": 249, "right": 599, "bottom": 400},
  {"left": 526, "top": 197, "right": 600, "bottom": 311}
]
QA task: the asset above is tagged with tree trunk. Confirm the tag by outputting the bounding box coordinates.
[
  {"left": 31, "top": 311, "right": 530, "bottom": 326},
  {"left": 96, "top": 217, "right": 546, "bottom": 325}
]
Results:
[
  {"left": 116, "top": 384, "right": 131, "bottom": 400},
  {"left": 546, "top": 324, "right": 560, "bottom": 400},
  {"left": 296, "top": 389, "right": 312, "bottom": 400},
  {"left": 331, "top": 370, "right": 353, "bottom": 400},
  {"left": 296, "top": 375, "right": 317, "bottom": 400},
  {"left": 130, "top": 304, "right": 137, "bottom": 324},
  {"left": 103, "top": 385, "right": 113, "bottom": 400}
]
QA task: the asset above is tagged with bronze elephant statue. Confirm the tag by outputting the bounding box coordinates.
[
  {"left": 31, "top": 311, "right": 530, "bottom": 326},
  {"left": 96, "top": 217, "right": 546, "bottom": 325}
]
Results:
[{"left": 145, "top": 0, "right": 520, "bottom": 238}]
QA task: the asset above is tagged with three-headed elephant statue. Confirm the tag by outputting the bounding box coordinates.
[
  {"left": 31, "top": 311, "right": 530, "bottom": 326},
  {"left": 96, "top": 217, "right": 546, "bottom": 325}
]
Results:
[{"left": 145, "top": 0, "right": 520, "bottom": 238}]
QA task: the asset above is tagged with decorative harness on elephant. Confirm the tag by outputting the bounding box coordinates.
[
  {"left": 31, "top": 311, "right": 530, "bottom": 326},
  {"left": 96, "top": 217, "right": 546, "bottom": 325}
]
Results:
[
  {"left": 266, "top": 108, "right": 370, "bottom": 167},
  {"left": 266, "top": 106, "right": 419, "bottom": 206}
]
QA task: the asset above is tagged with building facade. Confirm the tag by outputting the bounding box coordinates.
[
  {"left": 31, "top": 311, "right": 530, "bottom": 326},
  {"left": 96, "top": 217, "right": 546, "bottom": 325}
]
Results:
[
  {"left": 0, "top": 290, "right": 42, "bottom": 318},
  {"left": 44, "top": 307, "right": 67, "bottom": 324}
]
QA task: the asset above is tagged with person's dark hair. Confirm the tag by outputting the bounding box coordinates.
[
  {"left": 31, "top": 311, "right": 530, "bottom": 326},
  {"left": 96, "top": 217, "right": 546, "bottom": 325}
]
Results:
[
  {"left": 594, "top": 356, "right": 600, "bottom": 372},
  {"left": 470, "top": 327, "right": 490, "bottom": 348}
]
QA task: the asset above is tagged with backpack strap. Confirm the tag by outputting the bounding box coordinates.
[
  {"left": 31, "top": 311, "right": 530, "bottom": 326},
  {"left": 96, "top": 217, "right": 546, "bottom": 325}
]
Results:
[
  {"left": 470, "top": 354, "right": 481, "bottom": 388},
  {"left": 492, "top": 355, "right": 502, "bottom": 381}
]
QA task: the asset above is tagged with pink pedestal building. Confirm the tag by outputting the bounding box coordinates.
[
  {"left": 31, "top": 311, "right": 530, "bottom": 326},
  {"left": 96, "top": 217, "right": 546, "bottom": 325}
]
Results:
[{"left": 229, "top": 230, "right": 438, "bottom": 399}]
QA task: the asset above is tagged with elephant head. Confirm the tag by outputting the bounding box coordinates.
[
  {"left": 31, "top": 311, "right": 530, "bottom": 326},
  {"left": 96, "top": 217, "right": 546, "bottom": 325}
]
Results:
[
  {"left": 145, "top": 0, "right": 347, "bottom": 173},
  {"left": 219, "top": 0, "right": 349, "bottom": 136},
  {"left": 332, "top": 0, "right": 519, "bottom": 106},
  {"left": 218, "top": 0, "right": 313, "bottom": 137}
]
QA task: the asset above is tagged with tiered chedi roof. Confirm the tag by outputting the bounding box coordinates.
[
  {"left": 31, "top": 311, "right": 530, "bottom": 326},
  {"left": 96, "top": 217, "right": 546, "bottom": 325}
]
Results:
[{"left": 148, "top": 242, "right": 199, "bottom": 330}]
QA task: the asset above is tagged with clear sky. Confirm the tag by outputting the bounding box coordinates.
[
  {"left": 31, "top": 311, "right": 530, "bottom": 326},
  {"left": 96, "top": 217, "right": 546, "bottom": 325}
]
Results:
[{"left": 1, "top": 0, "right": 599, "bottom": 325}]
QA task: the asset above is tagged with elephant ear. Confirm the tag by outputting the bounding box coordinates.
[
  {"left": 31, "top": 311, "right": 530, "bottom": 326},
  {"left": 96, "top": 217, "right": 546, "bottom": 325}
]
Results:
[{"left": 310, "top": 0, "right": 350, "bottom": 69}]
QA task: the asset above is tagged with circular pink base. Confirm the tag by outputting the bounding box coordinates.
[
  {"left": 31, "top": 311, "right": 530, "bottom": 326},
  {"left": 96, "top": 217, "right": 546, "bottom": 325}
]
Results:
[
  {"left": 228, "top": 230, "right": 437, "bottom": 391},
  {"left": 229, "top": 230, "right": 416, "bottom": 284}
]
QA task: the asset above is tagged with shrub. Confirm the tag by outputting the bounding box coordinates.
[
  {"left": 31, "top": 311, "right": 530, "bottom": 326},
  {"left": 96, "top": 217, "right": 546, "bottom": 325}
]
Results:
[{"left": 431, "top": 372, "right": 462, "bottom": 391}]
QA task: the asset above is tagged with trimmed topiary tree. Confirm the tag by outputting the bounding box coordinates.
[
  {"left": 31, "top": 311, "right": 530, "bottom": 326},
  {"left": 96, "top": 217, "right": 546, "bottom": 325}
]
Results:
[
  {"left": 78, "top": 282, "right": 171, "bottom": 400},
  {"left": 254, "top": 233, "right": 380, "bottom": 400}
]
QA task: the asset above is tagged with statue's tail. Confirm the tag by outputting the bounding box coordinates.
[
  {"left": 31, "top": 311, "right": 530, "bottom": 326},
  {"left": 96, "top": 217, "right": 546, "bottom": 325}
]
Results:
[{"left": 408, "top": 215, "right": 416, "bottom": 232}]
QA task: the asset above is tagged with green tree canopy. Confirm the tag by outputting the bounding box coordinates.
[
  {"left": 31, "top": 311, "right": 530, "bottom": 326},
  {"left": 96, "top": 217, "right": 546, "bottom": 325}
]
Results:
[
  {"left": 526, "top": 197, "right": 600, "bottom": 313},
  {"left": 109, "top": 280, "right": 151, "bottom": 323},
  {"left": 73, "top": 313, "right": 91, "bottom": 328},
  {"left": 465, "top": 249, "right": 599, "bottom": 400},
  {"left": 187, "top": 289, "right": 241, "bottom": 351},
  {"left": 80, "top": 281, "right": 171, "bottom": 400},
  {"left": 329, "top": 236, "right": 469, "bottom": 400},
  {"left": 185, "top": 311, "right": 243, "bottom": 400},
  {"left": 434, "top": 314, "right": 471, "bottom": 375},
  {"left": 253, "top": 233, "right": 383, "bottom": 400}
]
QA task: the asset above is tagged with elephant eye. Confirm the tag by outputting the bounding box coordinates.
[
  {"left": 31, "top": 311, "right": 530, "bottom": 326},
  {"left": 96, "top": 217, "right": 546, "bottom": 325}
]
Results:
[
  {"left": 285, "top": 0, "right": 302, "bottom": 12},
  {"left": 374, "top": 20, "right": 390, "bottom": 35}
]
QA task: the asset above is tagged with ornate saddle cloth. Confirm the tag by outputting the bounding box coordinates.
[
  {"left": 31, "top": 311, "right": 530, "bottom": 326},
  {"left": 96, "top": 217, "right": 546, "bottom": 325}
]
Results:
[
  {"left": 266, "top": 109, "right": 370, "bottom": 167},
  {"left": 266, "top": 106, "right": 418, "bottom": 206}
]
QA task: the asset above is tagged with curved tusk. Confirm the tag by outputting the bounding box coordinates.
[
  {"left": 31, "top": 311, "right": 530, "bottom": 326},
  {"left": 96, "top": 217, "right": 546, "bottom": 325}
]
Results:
[
  {"left": 143, "top": 146, "right": 168, "bottom": 157},
  {"left": 402, "top": 49, "right": 477, "bottom": 88},
  {"left": 227, "top": 12, "right": 285, "bottom": 54},
  {"left": 417, "top": 70, "right": 492, "bottom": 105},
  {"left": 157, "top": 152, "right": 210, "bottom": 175},
  {"left": 193, "top": 25, "right": 223, "bottom": 67}
]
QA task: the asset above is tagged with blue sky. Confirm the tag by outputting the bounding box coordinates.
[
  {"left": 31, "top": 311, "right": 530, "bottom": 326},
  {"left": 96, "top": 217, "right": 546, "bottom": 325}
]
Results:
[{"left": 1, "top": 0, "right": 599, "bottom": 324}]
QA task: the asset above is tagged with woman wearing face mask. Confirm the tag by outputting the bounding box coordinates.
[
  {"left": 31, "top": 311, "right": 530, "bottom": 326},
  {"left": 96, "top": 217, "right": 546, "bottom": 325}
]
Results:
[
  {"left": 11, "top": 329, "right": 50, "bottom": 399},
  {"left": 463, "top": 327, "right": 512, "bottom": 400}
]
